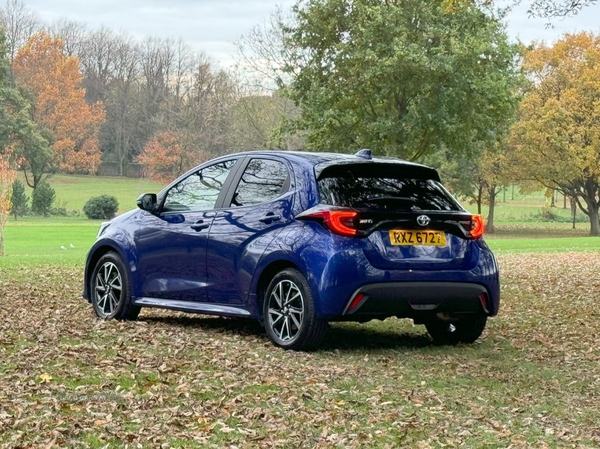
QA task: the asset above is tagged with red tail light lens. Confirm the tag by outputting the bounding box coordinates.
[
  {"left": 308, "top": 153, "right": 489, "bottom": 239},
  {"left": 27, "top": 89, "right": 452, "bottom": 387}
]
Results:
[
  {"left": 298, "top": 209, "right": 358, "bottom": 236},
  {"left": 346, "top": 293, "right": 366, "bottom": 314},
  {"left": 471, "top": 215, "right": 484, "bottom": 239},
  {"left": 479, "top": 292, "right": 489, "bottom": 313}
]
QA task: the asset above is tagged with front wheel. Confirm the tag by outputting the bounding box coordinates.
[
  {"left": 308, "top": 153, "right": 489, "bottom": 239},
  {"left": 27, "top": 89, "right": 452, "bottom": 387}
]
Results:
[
  {"left": 425, "top": 315, "right": 487, "bottom": 345},
  {"left": 90, "top": 252, "right": 140, "bottom": 320},
  {"left": 263, "top": 268, "right": 327, "bottom": 351}
]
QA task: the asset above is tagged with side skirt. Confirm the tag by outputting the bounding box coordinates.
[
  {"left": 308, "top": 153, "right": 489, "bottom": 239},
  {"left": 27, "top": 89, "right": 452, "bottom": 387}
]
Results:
[{"left": 133, "top": 297, "right": 252, "bottom": 318}]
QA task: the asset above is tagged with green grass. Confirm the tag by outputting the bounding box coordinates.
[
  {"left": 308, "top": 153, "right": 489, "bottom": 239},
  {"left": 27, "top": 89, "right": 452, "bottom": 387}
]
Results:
[
  {"left": 0, "top": 217, "right": 99, "bottom": 267},
  {"left": 487, "top": 236, "right": 600, "bottom": 253},
  {"left": 17, "top": 173, "right": 164, "bottom": 214},
  {"left": 2, "top": 175, "right": 599, "bottom": 269},
  {"left": 3, "top": 217, "right": 598, "bottom": 270}
]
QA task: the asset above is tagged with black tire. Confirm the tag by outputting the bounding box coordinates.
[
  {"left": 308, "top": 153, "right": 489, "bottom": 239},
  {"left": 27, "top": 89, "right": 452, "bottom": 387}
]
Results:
[
  {"left": 263, "top": 268, "right": 327, "bottom": 351},
  {"left": 90, "top": 252, "right": 140, "bottom": 320},
  {"left": 425, "top": 315, "right": 487, "bottom": 345}
]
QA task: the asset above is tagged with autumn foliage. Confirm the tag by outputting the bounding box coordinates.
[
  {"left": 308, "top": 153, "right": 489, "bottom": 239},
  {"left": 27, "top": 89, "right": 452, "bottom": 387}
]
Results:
[
  {"left": 138, "top": 131, "right": 209, "bottom": 184},
  {"left": 13, "top": 33, "right": 105, "bottom": 174},
  {"left": 510, "top": 32, "right": 600, "bottom": 235},
  {"left": 0, "top": 149, "right": 16, "bottom": 256}
]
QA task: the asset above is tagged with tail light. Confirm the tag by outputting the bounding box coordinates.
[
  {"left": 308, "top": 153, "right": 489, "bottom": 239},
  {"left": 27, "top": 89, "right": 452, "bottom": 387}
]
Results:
[
  {"left": 345, "top": 292, "right": 367, "bottom": 314},
  {"left": 297, "top": 207, "right": 358, "bottom": 237},
  {"left": 479, "top": 292, "right": 489, "bottom": 313},
  {"left": 298, "top": 206, "right": 485, "bottom": 240},
  {"left": 470, "top": 215, "right": 484, "bottom": 239}
]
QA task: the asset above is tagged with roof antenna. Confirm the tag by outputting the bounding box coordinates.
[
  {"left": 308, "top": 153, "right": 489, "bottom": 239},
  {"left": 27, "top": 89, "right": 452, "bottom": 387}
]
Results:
[{"left": 354, "top": 148, "right": 372, "bottom": 160}]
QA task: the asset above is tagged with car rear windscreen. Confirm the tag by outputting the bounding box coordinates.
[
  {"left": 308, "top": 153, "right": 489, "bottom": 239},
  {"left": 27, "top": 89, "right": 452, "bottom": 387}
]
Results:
[{"left": 318, "top": 174, "right": 462, "bottom": 211}]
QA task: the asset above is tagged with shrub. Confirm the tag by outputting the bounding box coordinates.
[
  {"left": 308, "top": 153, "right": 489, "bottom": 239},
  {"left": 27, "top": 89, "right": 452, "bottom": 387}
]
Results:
[
  {"left": 31, "top": 181, "right": 56, "bottom": 216},
  {"left": 83, "top": 195, "right": 119, "bottom": 219},
  {"left": 50, "top": 206, "right": 68, "bottom": 216},
  {"left": 10, "top": 179, "right": 29, "bottom": 219}
]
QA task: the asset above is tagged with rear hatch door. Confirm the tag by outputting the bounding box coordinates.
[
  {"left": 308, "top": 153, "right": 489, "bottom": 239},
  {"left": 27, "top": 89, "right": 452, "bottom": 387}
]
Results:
[{"left": 316, "top": 162, "right": 479, "bottom": 271}]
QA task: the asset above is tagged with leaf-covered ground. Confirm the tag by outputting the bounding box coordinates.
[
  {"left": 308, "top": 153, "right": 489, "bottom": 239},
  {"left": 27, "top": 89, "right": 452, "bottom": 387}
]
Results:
[{"left": 0, "top": 253, "right": 599, "bottom": 448}]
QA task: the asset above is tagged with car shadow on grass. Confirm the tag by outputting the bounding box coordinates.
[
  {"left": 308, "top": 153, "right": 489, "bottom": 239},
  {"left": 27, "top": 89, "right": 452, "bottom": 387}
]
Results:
[
  {"left": 140, "top": 312, "right": 433, "bottom": 351},
  {"left": 322, "top": 324, "right": 432, "bottom": 351},
  {"left": 141, "top": 314, "right": 265, "bottom": 336}
]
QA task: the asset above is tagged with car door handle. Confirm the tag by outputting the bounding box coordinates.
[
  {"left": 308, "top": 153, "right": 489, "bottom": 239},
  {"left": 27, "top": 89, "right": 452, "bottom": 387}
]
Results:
[
  {"left": 190, "top": 220, "right": 210, "bottom": 231},
  {"left": 259, "top": 212, "right": 282, "bottom": 223}
]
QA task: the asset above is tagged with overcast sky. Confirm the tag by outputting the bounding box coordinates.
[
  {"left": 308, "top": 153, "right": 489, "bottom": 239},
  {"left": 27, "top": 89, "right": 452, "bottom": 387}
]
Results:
[{"left": 25, "top": 0, "right": 600, "bottom": 68}]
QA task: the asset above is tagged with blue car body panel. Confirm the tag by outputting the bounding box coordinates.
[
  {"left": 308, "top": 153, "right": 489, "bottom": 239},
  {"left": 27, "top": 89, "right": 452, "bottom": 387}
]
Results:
[{"left": 84, "top": 150, "right": 500, "bottom": 323}]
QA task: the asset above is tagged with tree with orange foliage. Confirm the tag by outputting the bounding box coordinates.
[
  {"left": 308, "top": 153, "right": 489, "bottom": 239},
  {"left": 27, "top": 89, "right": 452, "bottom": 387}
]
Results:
[
  {"left": 138, "top": 131, "right": 210, "bottom": 184},
  {"left": 511, "top": 32, "right": 600, "bottom": 235},
  {"left": 0, "top": 150, "right": 16, "bottom": 256},
  {"left": 0, "top": 29, "right": 46, "bottom": 255},
  {"left": 13, "top": 32, "right": 105, "bottom": 184}
]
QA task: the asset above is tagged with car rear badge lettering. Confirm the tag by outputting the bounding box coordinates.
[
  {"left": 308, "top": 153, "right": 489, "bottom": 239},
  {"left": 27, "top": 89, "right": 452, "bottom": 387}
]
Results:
[{"left": 417, "top": 215, "right": 431, "bottom": 227}]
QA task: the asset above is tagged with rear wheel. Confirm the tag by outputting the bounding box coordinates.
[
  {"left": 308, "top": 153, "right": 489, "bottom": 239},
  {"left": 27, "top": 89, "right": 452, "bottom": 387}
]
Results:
[
  {"left": 425, "top": 315, "right": 487, "bottom": 345},
  {"left": 91, "top": 252, "right": 140, "bottom": 320},
  {"left": 263, "top": 268, "right": 327, "bottom": 351}
]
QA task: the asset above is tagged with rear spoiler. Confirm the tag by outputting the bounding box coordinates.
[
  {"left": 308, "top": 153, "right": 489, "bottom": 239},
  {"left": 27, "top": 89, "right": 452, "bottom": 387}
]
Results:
[{"left": 315, "top": 161, "right": 441, "bottom": 182}]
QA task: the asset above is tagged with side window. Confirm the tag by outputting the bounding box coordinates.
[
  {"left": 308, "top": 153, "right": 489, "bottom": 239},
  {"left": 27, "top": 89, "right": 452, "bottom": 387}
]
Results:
[
  {"left": 231, "top": 159, "right": 290, "bottom": 207},
  {"left": 163, "top": 160, "right": 236, "bottom": 212}
]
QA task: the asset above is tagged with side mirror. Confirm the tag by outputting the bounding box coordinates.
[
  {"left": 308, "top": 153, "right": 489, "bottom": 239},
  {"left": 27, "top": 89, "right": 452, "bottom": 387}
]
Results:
[{"left": 137, "top": 193, "right": 158, "bottom": 214}]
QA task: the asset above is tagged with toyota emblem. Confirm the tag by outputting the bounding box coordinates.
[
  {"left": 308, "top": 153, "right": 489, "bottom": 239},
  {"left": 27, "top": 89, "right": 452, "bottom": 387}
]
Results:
[{"left": 416, "top": 215, "right": 430, "bottom": 227}]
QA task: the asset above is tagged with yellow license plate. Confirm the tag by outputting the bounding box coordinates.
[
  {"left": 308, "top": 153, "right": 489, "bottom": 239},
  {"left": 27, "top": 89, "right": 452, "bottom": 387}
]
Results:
[{"left": 388, "top": 230, "right": 446, "bottom": 246}]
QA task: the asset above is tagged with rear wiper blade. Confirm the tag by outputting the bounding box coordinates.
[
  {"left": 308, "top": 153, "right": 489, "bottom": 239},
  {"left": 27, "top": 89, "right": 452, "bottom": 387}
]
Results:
[{"left": 363, "top": 195, "right": 416, "bottom": 203}]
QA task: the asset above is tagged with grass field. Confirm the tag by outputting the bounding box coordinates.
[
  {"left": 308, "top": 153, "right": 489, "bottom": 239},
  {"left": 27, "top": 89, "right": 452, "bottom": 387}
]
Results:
[
  {"left": 2, "top": 175, "right": 599, "bottom": 265},
  {"left": 2, "top": 218, "right": 599, "bottom": 268},
  {"left": 15, "top": 173, "right": 164, "bottom": 215},
  {"left": 1, "top": 175, "right": 600, "bottom": 447}
]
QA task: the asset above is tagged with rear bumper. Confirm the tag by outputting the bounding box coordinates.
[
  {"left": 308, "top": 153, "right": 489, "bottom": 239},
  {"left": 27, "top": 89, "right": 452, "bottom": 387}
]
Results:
[
  {"left": 312, "top": 239, "right": 500, "bottom": 319},
  {"left": 335, "top": 282, "right": 490, "bottom": 322}
]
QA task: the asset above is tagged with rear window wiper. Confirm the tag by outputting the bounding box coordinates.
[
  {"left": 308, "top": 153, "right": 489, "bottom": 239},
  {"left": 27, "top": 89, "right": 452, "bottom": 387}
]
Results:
[{"left": 356, "top": 196, "right": 422, "bottom": 210}]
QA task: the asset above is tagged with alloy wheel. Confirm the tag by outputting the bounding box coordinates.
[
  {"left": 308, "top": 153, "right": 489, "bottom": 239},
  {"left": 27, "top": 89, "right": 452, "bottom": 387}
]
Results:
[
  {"left": 94, "top": 261, "right": 123, "bottom": 318},
  {"left": 267, "top": 279, "right": 305, "bottom": 343}
]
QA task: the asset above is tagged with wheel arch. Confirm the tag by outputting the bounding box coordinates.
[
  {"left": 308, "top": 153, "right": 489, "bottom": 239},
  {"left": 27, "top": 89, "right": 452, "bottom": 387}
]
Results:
[
  {"left": 254, "top": 259, "right": 303, "bottom": 321},
  {"left": 84, "top": 242, "right": 132, "bottom": 301}
]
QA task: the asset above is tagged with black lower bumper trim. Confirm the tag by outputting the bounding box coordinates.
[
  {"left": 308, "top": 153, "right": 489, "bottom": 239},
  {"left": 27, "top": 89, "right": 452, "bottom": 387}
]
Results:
[{"left": 341, "top": 282, "right": 488, "bottom": 320}]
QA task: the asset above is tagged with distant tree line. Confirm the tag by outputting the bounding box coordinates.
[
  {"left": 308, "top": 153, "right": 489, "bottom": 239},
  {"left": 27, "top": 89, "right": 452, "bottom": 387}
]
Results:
[{"left": 0, "top": 0, "right": 299, "bottom": 188}]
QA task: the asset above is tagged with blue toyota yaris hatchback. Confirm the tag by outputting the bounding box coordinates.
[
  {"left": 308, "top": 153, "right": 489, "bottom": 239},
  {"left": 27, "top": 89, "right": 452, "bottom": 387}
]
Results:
[{"left": 83, "top": 150, "right": 500, "bottom": 350}]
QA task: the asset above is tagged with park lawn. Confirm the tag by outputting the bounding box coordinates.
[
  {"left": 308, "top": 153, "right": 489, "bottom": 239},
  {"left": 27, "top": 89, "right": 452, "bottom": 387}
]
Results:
[
  {"left": 1, "top": 217, "right": 100, "bottom": 268},
  {"left": 2, "top": 215, "right": 598, "bottom": 270},
  {"left": 16, "top": 173, "right": 164, "bottom": 214},
  {"left": 1, "top": 177, "right": 599, "bottom": 446},
  {"left": 15, "top": 173, "right": 586, "bottom": 221},
  {"left": 486, "top": 236, "right": 600, "bottom": 253},
  {"left": 0, "top": 250, "right": 599, "bottom": 447}
]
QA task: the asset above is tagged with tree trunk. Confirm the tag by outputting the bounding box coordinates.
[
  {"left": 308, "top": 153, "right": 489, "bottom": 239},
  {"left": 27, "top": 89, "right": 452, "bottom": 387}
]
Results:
[
  {"left": 476, "top": 187, "right": 483, "bottom": 215},
  {"left": 485, "top": 186, "right": 497, "bottom": 234},
  {"left": 563, "top": 193, "right": 567, "bottom": 209},
  {"left": 570, "top": 197, "right": 577, "bottom": 229},
  {"left": 590, "top": 205, "right": 599, "bottom": 236},
  {"left": 578, "top": 179, "right": 600, "bottom": 236}
]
